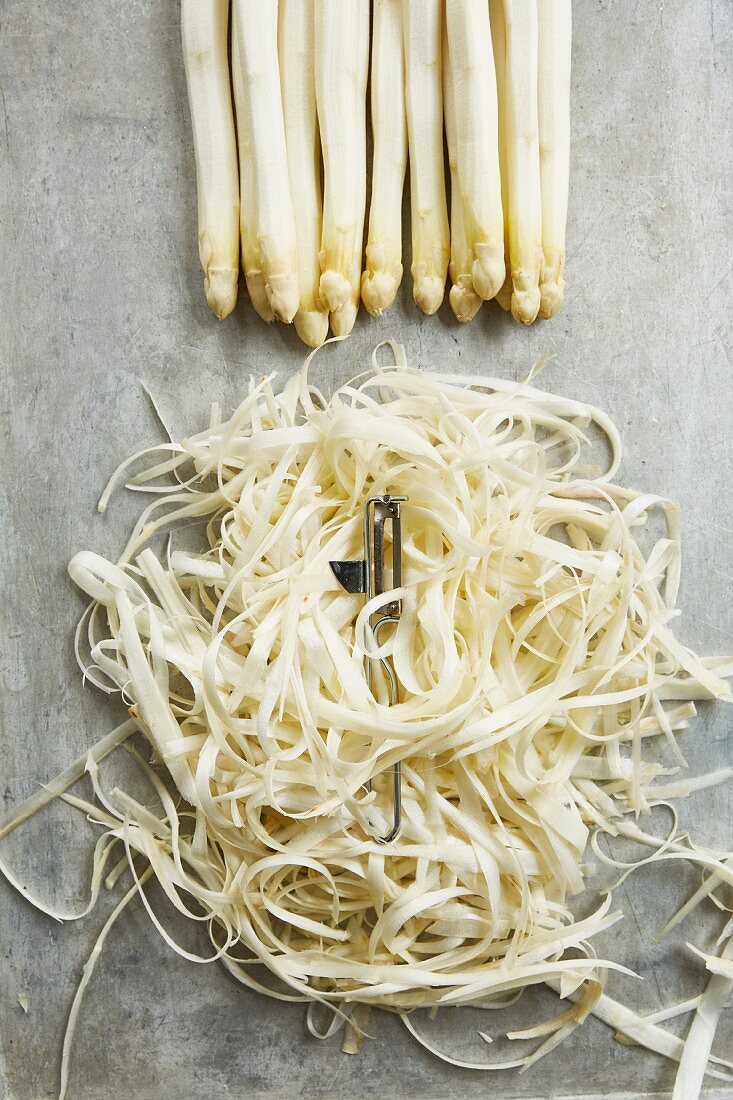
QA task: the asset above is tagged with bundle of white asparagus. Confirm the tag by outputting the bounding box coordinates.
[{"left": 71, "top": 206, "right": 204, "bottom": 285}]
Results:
[{"left": 182, "top": 0, "right": 570, "bottom": 342}]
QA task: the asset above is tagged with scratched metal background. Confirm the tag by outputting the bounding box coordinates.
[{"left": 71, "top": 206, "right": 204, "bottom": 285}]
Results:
[{"left": 1, "top": 2, "right": 732, "bottom": 1098}]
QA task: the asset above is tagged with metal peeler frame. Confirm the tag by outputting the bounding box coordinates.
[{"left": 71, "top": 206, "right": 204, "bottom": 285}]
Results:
[{"left": 330, "top": 495, "right": 407, "bottom": 844}]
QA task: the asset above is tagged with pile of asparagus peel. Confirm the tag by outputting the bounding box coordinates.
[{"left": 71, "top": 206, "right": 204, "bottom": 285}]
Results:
[{"left": 182, "top": 0, "right": 571, "bottom": 345}]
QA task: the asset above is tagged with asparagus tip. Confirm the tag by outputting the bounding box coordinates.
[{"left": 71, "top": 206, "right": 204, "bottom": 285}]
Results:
[
  {"left": 319, "top": 270, "right": 352, "bottom": 314},
  {"left": 471, "top": 247, "right": 505, "bottom": 302},
  {"left": 204, "top": 267, "right": 238, "bottom": 320},
  {"left": 294, "top": 308, "right": 329, "bottom": 348},
  {"left": 539, "top": 275, "right": 566, "bottom": 319},
  {"left": 266, "top": 274, "right": 299, "bottom": 324},
  {"left": 494, "top": 278, "right": 513, "bottom": 313},
  {"left": 412, "top": 275, "right": 445, "bottom": 316},
  {"left": 449, "top": 283, "right": 483, "bottom": 323},
  {"left": 244, "top": 272, "right": 276, "bottom": 323},
  {"left": 510, "top": 276, "right": 541, "bottom": 325},
  {"left": 361, "top": 268, "right": 401, "bottom": 317},
  {"left": 329, "top": 298, "right": 359, "bottom": 338}
]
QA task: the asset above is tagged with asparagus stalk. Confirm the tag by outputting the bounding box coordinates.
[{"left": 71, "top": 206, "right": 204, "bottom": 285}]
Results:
[
  {"left": 502, "top": 0, "right": 542, "bottom": 324},
  {"left": 181, "top": 0, "right": 239, "bottom": 320},
  {"left": 233, "top": 0, "right": 299, "bottom": 323},
  {"left": 537, "top": 0, "right": 571, "bottom": 318},
  {"left": 278, "top": 0, "right": 329, "bottom": 346},
  {"left": 402, "top": 0, "right": 450, "bottom": 315},
  {"left": 445, "top": 0, "right": 504, "bottom": 302},
  {"left": 231, "top": 10, "right": 274, "bottom": 323},
  {"left": 315, "top": 0, "right": 368, "bottom": 319},
  {"left": 361, "top": 0, "right": 407, "bottom": 317},
  {"left": 488, "top": 0, "right": 512, "bottom": 312},
  {"left": 329, "top": 0, "right": 370, "bottom": 337},
  {"left": 443, "top": 18, "right": 482, "bottom": 322}
]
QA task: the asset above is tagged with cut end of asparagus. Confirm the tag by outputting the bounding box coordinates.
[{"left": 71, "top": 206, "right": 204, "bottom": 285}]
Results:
[
  {"left": 449, "top": 282, "right": 483, "bottom": 323},
  {"left": 510, "top": 272, "right": 541, "bottom": 325},
  {"left": 244, "top": 273, "right": 276, "bottom": 323},
  {"left": 319, "top": 270, "right": 352, "bottom": 313},
  {"left": 471, "top": 245, "right": 506, "bottom": 302},
  {"left": 361, "top": 267, "right": 402, "bottom": 317},
  {"left": 204, "top": 267, "right": 238, "bottom": 320},
  {"left": 412, "top": 274, "right": 445, "bottom": 316},
  {"left": 294, "top": 308, "right": 329, "bottom": 348},
  {"left": 329, "top": 298, "right": 359, "bottom": 337},
  {"left": 265, "top": 274, "right": 299, "bottom": 324}
]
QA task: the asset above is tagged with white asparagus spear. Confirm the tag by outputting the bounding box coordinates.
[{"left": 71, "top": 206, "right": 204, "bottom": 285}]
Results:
[
  {"left": 329, "top": 0, "right": 370, "bottom": 336},
  {"left": 443, "top": 18, "right": 482, "bottom": 322},
  {"left": 537, "top": 0, "right": 572, "bottom": 318},
  {"left": 181, "top": 0, "right": 239, "bottom": 320},
  {"left": 402, "top": 0, "right": 450, "bottom": 315},
  {"left": 278, "top": 0, "right": 329, "bottom": 347},
  {"left": 315, "top": 0, "right": 367, "bottom": 316},
  {"left": 361, "top": 0, "right": 407, "bottom": 317},
  {"left": 231, "top": 10, "right": 274, "bottom": 323},
  {"left": 488, "top": 0, "right": 512, "bottom": 312},
  {"left": 502, "top": 0, "right": 542, "bottom": 324},
  {"left": 445, "top": 0, "right": 504, "bottom": 301},
  {"left": 233, "top": 0, "right": 299, "bottom": 323}
]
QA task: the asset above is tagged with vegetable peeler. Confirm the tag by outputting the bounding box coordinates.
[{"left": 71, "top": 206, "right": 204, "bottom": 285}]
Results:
[{"left": 330, "top": 495, "right": 407, "bottom": 843}]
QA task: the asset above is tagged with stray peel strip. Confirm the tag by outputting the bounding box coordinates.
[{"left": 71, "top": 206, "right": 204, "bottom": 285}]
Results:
[
  {"left": 673, "top": 934, "right": 733, "bottom": 1098},
  {"left": 0, "top": 720, "right": 136, "bottom": 843},
  {"left": 59, "top": 869, "right": 154, "bottom": 1100}
]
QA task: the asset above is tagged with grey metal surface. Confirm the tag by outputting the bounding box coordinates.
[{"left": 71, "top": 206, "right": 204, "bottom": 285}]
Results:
[{"left": 1, "top": 2, "right": 732, "bottom": 1098}]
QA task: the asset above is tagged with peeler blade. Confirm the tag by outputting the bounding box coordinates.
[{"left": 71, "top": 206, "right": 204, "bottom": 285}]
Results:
[{"left": 329, "top": 559, "right": 366, "bottom": 594}]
